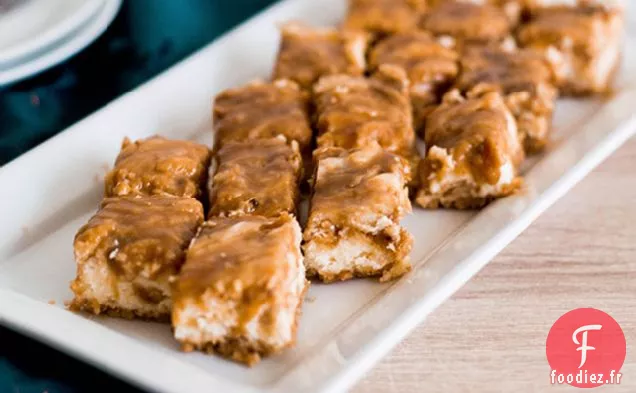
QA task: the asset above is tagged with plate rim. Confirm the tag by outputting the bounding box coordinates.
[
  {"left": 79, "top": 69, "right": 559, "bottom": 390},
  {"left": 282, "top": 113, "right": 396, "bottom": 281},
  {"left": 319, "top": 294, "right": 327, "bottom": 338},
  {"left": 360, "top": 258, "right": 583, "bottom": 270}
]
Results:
[
  {"left": 0, "top": 0, "right": 105, "bottom": 65},
  {"left": 0, "top": 0, "right": 121, "bottom": 87},
  {"left": 272, "top": 90, "right": 636, "bottom": 393},
  {"left": 0, "top": 0, "right": 634, "bottom": 392},
  {"left": 1, "top": 95, "right": 634, "bottom": 393}
]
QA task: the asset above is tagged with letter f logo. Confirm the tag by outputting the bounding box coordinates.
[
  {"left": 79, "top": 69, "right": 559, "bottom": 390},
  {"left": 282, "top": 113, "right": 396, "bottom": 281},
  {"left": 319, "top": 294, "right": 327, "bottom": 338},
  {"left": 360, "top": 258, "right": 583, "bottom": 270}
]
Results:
[{"left": 573, "top": 324, "right": 602, "bottom": 368}]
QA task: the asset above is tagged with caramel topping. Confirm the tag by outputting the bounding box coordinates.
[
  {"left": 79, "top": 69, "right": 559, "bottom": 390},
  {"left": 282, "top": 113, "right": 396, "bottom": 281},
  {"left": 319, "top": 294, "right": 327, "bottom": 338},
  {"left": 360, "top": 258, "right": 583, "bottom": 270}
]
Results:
[
  {"left": 104, "top": 136, "right": 210, "bottom": 199},
  {"left": 369, "top": 31, "right": 460, "bottom": 132},
  {"left": 209, "top": 137, "right": 302, "bottom": 218},
  {"left": 517, "top": 6, "right": 619, "bottom": 57},
  {"left": 175, "top": 214, "right": 300, "bottom": 300},
  {"left": 345, "top": 0, "right": 428, "bottom": 35},
  {"left": 273, "top": 23, "right": 368, "bottom": 90},
  {"left": 369, "top": 31, "right": 459, "bottom": 87},
  {"left": 308, "top": 144, "right": 411, "bottom": 230},
  {"left": 456, "top": 46, "right": 554, "bottom": 95},
  {"left": 425, "top": 90, "right": 522, "bottom": 185},
  {"left": 420, "top": 2, "right": 511, "bottom": 45},
  {"left": 74, "top": 197, "right": 204, "bottom": 281},
  {"left": 213, "top": 80, "right": 312, "bottom": 152},
  {"left": 314, "top": 65, "right": 416, "bottom": 158}
]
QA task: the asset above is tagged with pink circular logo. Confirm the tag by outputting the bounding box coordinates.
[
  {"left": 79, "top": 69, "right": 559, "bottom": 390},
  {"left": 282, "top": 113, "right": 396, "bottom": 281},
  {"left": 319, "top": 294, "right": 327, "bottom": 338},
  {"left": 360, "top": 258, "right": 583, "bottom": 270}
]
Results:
[{"left": 546, "top": 308, "right": 626, "bottom": 388}]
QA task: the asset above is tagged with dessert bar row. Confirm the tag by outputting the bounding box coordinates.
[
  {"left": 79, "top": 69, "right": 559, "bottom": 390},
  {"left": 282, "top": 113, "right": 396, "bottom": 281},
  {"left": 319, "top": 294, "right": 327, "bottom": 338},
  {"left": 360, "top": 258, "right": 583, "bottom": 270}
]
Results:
[
  {"left": 278, "top": 1, "right": 622, "bottom": 96},
  {"left": 70, "top": 74, "right": 416, "bottom": 365},
  {"left": 215, "top": 68, "right": 416, "bottom": 281},
  {"left": 269, "top": 0, "right": 622, "bottom": 208},
  {"left": 72, "top": 133, "right": 309, "bottom": 365},
  {"left": 69, "top": 0, "right": 624, "bottom": 367}
]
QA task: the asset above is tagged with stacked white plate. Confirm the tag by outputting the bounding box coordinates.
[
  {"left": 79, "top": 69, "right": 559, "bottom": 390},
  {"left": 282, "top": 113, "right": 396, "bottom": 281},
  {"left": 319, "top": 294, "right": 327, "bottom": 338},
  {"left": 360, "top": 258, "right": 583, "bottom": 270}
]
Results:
[{"left": 0, "top": 0, "right": 122, "bottom": 86}]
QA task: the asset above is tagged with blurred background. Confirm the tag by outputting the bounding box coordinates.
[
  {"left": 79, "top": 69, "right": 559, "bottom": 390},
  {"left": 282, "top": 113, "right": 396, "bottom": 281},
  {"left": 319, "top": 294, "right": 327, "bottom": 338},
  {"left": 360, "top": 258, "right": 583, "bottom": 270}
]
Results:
[
  {"left": 0, "top": 1, "right": 275, "bottom": 392},
  {"left": 0, "top": 0, "right": 276, "bottom": 165}
]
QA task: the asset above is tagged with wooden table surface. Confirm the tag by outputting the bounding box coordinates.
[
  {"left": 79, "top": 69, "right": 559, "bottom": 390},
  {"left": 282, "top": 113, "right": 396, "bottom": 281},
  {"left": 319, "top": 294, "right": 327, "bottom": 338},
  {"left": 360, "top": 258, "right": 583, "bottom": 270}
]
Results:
[{"left": 355, "top": 137, "right": 636, "bottom": 393}]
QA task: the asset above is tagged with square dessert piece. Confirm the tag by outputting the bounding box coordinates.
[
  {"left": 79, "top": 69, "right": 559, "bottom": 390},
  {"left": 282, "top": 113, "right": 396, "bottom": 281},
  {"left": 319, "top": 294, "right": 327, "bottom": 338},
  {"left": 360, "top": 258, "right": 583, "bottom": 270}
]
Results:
[
  {"left": 70, "top": 197, "right": 204, "bottom": 320},
  {"left": 273, "top": 23, "right": 369, "bottom": 91},
  {"left": 416, "top": 89, "right": 523, "bottom": 209},
  {"left": 104, "top": 137, "right": 210, "bottom": 200},
  {"left": 213, "top": 79, "right": 312, "bottom": 154},
  {"left": 517, "top": 5, "right": 623, "bottom": 95},
  {"left": 303, "top": 144, "right": 413, "bottom": 283},
  {"left": 368, "top": 31, "right": 460, "bottom": 134},
  {"left": 455, "top": 45, "right": 558, "bottom": 152},
  {"left": 172, "top": 213, "right": 307, "bottom": 365},
  {"left": 419, "top": 1, "right": 512, "bottom": 48},
  {"left": 344, "top": 0, "right": 428, "bottom": 36},
  {"left": 313, "top": 65, "right": 416, "bottom": 160},
  {"left": 208, "top": 136, "right": 302, "bottom": 218}
]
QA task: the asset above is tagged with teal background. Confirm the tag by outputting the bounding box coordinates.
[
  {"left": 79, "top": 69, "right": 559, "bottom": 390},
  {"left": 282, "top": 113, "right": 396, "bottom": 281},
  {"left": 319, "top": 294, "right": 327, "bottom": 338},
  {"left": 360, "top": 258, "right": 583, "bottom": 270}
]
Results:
[
  {"left": 0, "top": 0, "right": 276, "bottom": 165},
  {"left": 0, "top": 0, "right": 276, "bottom": 391}
]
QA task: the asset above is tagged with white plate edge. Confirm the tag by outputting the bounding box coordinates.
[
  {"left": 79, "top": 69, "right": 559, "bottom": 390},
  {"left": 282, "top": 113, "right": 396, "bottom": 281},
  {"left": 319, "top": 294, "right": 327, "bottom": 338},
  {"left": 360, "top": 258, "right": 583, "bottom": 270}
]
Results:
[
  {"left": 0, "top": 289, "right": 260, "bottom": 393},
  {"left": 0, "top": 0, "right": 105, "bottom": 65},
  {"left": 0, "top": 0, "right": 121, "bottom": 86},
  {"left": 0, "top": 0, "right": 634, "bottom": 392}
]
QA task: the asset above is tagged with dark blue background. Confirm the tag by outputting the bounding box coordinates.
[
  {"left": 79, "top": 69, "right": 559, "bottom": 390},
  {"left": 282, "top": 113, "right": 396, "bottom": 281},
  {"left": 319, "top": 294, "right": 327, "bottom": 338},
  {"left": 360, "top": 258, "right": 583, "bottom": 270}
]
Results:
[{"left": 0, "top": 1, "right": 276, "bottom": 392}]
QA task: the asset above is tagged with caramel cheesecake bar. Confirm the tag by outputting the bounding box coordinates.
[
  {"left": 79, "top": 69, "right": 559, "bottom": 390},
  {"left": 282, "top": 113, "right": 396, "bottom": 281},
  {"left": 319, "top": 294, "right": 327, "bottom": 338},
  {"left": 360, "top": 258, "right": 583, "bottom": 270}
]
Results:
[
  {"left": 517, "top": 5, "right": 623, "bottom": 95},
  {"left": 313, "top": 65, "right": 416, "bottom": 160},
  {"left": 208, "top": 136, "right": 302, "bottom": 218},
  {"left": 172, "top": 214, "right": 307, "bottom": 365},
  {"left": 273, "top": 23, "right": 369, "bottom": 91},
  {"left": 70, "top": 197, "right": 204, "bottom": 320},
  {"left": 213, "top": 79, "right": 312, "bottom": 154},
  {"left": 416, "top": 89, "right": 523, "bottom": 209},
  {"left": 368, "top": 31, "right": 460, "bottom": 135},
  {"left": 344, "top": 0, "right": 428, "bottom": 36},
  {"left": 456, "top": 45, "right": 558, "bottom": 152},
  {"left": 303, "top": 144, "right": 413, "bottom": 283},
  {"left": 104, "top": 137, "right": 210, "bottom": 199},
  {"left": 420, "top": 1, "right": 512, "bottom": 48}
]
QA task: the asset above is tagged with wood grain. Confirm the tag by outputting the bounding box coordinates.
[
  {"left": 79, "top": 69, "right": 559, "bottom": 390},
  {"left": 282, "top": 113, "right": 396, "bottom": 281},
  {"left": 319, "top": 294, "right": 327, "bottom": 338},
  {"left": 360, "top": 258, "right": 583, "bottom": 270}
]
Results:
[{"left": 354, "top": 137, "right": 636, "bottom": 393}]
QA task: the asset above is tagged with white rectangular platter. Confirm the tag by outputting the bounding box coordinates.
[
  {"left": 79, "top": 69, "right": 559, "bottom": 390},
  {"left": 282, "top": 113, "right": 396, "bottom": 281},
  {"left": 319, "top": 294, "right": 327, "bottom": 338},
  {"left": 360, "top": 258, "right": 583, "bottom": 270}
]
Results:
[{"left": 1, "top": 1, "right": 635, "bottom": 392}]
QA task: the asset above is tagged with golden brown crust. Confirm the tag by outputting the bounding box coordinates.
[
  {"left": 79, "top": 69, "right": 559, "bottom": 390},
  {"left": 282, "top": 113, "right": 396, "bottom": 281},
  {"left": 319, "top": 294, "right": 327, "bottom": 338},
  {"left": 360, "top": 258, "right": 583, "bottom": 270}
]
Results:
[
  {"left": 369, "top": 31, "right": 460, "bottom": 134},
  {"left": 68, "top": 298, "right": 171, "bottom": 322},
  {"left": 344, "top": 0, "right": 428, "bottom": 36},
  {"left": 420, "top": 2, "right": 512, "bottom": 47},
  {"left": 104, "top": 137, "right": 210, "bottom": 199},
  {"left": 273, "top": 23, "right": 369, "bottom": 90},
  {"left": 313, "top": 65, "right": 416, "bottom": 159},
  {"left": 213, "top": 79, "right": 312, "bottom": 153},
  {"left": 456, "top": 45, "right": 558, "bottom": 152},
  {"left": 177, "top": 283, "right": 308, "bottom": 366},
  {"left": 208, "top": 137, "right": 302, "bottom": 218},
  {"left": 416, "top": 177, "right": 522, "bottom": 209}
]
